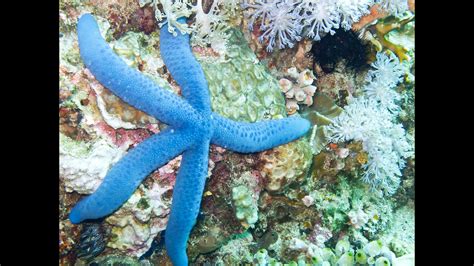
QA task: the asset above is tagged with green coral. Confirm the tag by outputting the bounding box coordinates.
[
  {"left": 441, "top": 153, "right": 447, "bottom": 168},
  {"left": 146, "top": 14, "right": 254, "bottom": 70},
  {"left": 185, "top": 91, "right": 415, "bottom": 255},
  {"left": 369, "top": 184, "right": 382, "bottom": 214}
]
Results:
[
  {"left": 380, "top": 205, "right": 414, "bottom": 256},
  {"left": 232, "top": 185, "right": 258, "bottom": 227},
  {"left": 198, "top": 28, "right": 287, "bottom": 122},
  {"left": 60, "top": 133, "right": 92, "bottom": 157}
]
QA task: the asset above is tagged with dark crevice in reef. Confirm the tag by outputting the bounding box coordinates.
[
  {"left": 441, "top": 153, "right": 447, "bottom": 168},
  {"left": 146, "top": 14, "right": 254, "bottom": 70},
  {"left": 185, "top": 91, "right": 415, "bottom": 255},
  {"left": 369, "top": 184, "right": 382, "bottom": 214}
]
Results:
[{"left": 311, "top": 29, "right": 372, "bottom": 74}]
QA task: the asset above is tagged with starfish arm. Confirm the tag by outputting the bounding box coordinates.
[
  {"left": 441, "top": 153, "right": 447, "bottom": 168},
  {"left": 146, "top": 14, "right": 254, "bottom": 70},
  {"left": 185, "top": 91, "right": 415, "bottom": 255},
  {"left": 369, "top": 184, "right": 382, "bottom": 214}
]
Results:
[
  {"left": 77, "top": 14, "right": 199, "bottom": 127},
  {"left": 160, "top": 17, "right": 211, "bottom": 115},
  {"left": 69, "top": 127, "right": 196, "bottom": 224},
  {"left": 165, "top": 139, "right": 210, "bottom": 266},
  {"left": 211, "top": 113, "right": 311, "bottom": 153}
]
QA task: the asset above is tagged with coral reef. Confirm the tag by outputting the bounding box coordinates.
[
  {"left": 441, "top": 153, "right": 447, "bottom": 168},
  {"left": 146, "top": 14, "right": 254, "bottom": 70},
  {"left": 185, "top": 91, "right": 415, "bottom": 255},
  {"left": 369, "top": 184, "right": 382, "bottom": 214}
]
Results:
[
  {"left": 357, "top": 11, "right": 415, "bottom": 62},
  {"left": 242, "top": 0, "right": 412, "bottom": 51},
  {"left": 59, "top": 0, "right": 414, "bottom": 264},
  {"left": 69, "top": 11, "right": 309, "bottom": 265},
  {"left": 140, "top": 0, "right": 241, "bottom": 54},
  {"left": 105, "top": 179, "right": 173, "bottom": 257}
]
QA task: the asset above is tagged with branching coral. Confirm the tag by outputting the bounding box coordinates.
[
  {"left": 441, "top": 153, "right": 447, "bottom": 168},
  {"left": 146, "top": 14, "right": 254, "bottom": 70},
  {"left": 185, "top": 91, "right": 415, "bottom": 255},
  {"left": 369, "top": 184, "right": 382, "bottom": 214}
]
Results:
[
  {"left": 147, "top": 0, "right": 193, "bottom": 35},
  {"left": 191, "top": 0, "right": 231, "bottom": 52},
  {"left": 375, "top": 0, "right": 409, "bottom": 17},
  {"left": 355, "top": 8, "right": 414, "bottom": 62}
]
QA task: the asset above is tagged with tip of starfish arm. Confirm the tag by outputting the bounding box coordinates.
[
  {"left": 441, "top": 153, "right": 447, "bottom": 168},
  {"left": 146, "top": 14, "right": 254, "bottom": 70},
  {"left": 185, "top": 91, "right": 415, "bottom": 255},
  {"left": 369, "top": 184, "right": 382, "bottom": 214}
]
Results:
[
  {"left": 69, "top": 207, "right": 83, "bottom": 224},
  {"left": 78, "top": 13, "right": 95, "bottom": 26},
  {"left": 291, "top": 116, "right": 311, "bottom": 136}
]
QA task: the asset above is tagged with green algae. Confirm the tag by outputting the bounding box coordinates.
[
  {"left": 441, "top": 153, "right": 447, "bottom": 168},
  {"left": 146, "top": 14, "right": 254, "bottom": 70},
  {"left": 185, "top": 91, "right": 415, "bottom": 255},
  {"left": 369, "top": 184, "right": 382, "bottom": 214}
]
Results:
[{"left": 60, "top": 133, "right": 92, "bottom": 157}]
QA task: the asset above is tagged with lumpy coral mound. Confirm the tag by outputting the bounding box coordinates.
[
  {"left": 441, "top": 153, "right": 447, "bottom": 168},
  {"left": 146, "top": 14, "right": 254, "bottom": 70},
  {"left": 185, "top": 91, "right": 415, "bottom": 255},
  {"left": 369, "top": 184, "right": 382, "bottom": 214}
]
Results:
[{"left": 260, "top": 139, "right": 312, "bottom": 193}]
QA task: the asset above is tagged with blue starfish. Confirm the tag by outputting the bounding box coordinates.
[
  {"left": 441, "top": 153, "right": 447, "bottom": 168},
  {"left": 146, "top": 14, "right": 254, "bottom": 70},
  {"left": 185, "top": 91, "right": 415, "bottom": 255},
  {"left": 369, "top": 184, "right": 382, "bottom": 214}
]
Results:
[{"left": 69, "top": 14, "right": 310, "bottom": 265}]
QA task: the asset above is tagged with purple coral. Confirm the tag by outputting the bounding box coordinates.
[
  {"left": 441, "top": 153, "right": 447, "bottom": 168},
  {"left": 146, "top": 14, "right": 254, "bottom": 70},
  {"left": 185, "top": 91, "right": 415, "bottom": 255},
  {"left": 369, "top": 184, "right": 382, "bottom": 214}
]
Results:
[
  {"left": 243, "top": 0, "right": 381, "bottom": 50},
  {"left": 297, "top": 0, "right": 340, "bottom": 41},
  {"left": 260, "top": 0, "right": 303, "bottom": 51},
  {"left": 244, "top": 0, "right": 303, "bottom": 51}
]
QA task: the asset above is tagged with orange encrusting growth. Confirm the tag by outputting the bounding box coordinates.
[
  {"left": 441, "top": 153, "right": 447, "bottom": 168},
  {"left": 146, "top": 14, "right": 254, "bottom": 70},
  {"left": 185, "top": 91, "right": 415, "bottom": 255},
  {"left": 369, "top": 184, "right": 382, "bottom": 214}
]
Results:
[{"left": 352, "top": 4, "right": 389, "bottom": 31}]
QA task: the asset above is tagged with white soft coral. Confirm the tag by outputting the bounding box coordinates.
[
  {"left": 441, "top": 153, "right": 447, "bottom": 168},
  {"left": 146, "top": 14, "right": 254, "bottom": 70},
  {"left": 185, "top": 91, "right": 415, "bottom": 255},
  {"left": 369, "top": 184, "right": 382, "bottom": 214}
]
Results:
[
  {"left": 191, "top": 0, "right": 231, "bottom": 53},
  {"left": 366, "top": 52, "right": 405, "bottom": 88},
  {"left": 376, "top": 0, "right": 409, "bottom": 17},
  {"left": 242, "top": 0, "right": 278, "bottom": 30},
  {"left": 152, "top": 0, "right": 193, "bottom": 35},
  {"left": 243, "top": 0, "right": 302, "bottom": 51},
  {"left": 364, "top": 52, "right": 405, "bottom": 113},
  {"left": 327, "top": 51, "right": 412, "bottom": 196},
  {"left": 336, "top": 0, "right": 374, "bottom": 30}
]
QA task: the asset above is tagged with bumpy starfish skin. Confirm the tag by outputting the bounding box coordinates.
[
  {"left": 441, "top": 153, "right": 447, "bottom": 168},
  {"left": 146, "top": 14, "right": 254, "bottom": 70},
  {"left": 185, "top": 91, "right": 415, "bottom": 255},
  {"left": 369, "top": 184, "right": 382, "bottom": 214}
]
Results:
[{"left": 69, "top": 14, "right": 310, "bottom": 265}]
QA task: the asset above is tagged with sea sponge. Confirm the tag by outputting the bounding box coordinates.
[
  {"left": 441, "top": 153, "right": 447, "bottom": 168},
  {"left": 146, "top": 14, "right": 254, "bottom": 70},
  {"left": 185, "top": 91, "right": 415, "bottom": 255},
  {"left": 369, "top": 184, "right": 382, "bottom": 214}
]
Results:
[
  {"left": 260, "top": 138, "right": 312, "bottom": 193},
  {"left": 336, "top": 250, "right": 355, "bottom": 266},
  {"left": 364, "top": 239, "right": 384, "bottom": 257},
  {"left": 355, "top": 249, "right": 368, "bottom": 264},
  {"left": 375, "top": 256, "right": 391, "bottom": 266}
]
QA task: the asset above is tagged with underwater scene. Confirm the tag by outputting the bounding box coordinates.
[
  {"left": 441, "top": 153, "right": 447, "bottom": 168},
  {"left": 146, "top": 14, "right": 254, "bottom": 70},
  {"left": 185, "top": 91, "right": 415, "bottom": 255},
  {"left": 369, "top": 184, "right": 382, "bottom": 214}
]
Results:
[{"left": 59, "top": 0, "right": 414, "bottom": 265}]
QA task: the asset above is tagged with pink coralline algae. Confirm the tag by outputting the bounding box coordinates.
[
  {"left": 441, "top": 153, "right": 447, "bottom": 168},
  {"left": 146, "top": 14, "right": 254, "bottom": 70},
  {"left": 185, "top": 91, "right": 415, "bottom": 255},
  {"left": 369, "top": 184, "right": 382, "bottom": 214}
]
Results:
[{"left": 95, "top": 121, "right": 158, "bottom": 148}]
